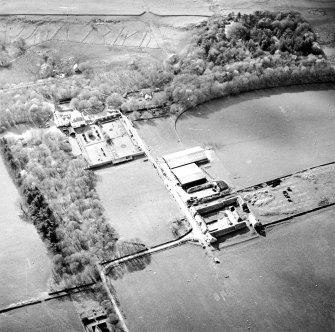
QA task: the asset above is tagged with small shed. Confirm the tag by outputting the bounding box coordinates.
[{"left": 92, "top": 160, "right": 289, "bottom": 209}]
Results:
[
  {"left": 163, "top": 146, "right": 208, "bottom": 169},
  {"left": 172, "top": 163, "right": 207, "bottom": 189}
]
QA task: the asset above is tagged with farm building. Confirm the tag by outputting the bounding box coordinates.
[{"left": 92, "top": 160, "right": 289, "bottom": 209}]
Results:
[
  {"left": 172, "top": 163, "right": 207, "bottom": 189},
  {"left": 54, "top": 110, "right": 72, "bottom": 127},
  {"left": 54, "top": 110, "right": 87, "bottom": 128},
  {"left": 195, "top": 196, "right": 248, "bottom": 238},
  {"left": 163, "top": 146, "right": 208, "bottom": 169}
]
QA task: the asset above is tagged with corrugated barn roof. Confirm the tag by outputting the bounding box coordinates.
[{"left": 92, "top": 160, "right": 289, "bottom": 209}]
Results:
[{"left": 172, "top": 163, "right": 206, "bottom": 186}]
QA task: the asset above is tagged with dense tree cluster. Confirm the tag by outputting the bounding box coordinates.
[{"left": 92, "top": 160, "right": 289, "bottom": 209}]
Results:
[
  {"left": 165, "top": 11, "right": 335, "bottom": 110},
  {"left": 23, "top": 185, "right": 59, "bottom": 250},
  {"left": 1, "top": 131, "right": 151, "bottom": 331},
  {"left": 0, "top": 90, "right": 53, "bottom": 132},
  {"left": 0, "top": 131, "right": 147, "bottom": 287},
  {"left": 196, "top": 11, "right": 322, "bottom": 67}
]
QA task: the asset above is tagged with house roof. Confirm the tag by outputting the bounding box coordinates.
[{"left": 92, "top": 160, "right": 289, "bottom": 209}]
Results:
[
  {"left": 163, "top": 146, "right": 208, "bottom": 169},
  {"left": 172, "top": 163, "right": 206, "bottom": 186}
]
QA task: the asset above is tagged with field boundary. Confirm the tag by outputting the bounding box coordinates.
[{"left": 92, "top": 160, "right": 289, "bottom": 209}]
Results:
[
  {"left": 101, "top": 228, "right": 193, "bottom": 267},
  {"left": 264, "top": 201, "right": 335, "bottom": 228}
]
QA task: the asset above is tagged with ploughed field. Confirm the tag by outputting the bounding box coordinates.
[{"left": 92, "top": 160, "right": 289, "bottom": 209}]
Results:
[
  {"left": 111, "top": 206, "right": 335, "bottom": 332},
  {"left": 96, "top": 159, "right": 184, "bottom": 246},
  {"left": 176, "top": 84, "right": 335, "bottom": 188},
  {"left": 0, "top": 156, "right": 50, "bottom": 308}
]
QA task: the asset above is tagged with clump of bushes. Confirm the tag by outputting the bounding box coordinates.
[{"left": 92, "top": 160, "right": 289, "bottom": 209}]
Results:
[
  {"left": 170, "top": 218, "right": 192, "bottom": 238},
  {"left": 0, "top": 38, "right": 27, "bottom": 69}
]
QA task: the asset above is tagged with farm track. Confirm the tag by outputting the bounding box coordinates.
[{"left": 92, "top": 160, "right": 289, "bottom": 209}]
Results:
[
  {"left": 0, "top": 282, "right": 95, "bottom": 314},
  {"left": 102, "top": 239, "right": 189, "bottom": 273}
]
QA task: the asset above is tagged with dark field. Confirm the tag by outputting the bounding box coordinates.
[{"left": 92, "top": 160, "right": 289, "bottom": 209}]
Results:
[
  {"left": 176, "top": 85, "right": 335, "bottom": 188},
  {"left": 112, "top": 206, "right": 335, "bottom": 332},
  {"left": 96, "top": 159, "right": 184, "bottom": 246}
]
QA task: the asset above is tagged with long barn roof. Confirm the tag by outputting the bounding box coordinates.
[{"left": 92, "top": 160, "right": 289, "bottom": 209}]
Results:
[{"left": 163, "top": 146, "right": 208, "bottom": 169}]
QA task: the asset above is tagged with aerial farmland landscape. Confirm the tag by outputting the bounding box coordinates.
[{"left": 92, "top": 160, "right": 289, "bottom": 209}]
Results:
[{"left": 0, "top": 0, "right": 334, "bottom": 331}]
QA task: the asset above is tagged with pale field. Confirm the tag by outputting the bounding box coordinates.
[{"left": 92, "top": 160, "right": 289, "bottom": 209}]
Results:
[
  {"left": 96, "top": 159, "right": 184, "bottom": 246},
  {"left": 0, "top": 0, "right": 212, "bottom": 15}
]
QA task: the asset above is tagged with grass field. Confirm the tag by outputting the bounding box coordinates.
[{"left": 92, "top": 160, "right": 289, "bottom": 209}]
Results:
[
  {"left": 0, "top": 157, "right": 50, "bottom": 308},
  {"left": 96, "top": 159, "right": 184, "bottom": 246},
  {"left": 112, "top": 206, "right": 335, "bottom": 332},
  {"left": 176, "top": 84, "right": 335, "bottom": 188}
]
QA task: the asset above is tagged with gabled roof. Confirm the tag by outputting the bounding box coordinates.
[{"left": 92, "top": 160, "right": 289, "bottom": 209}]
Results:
[{"left": 172, "top": 163, "right": 206, "bottom": 186}]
